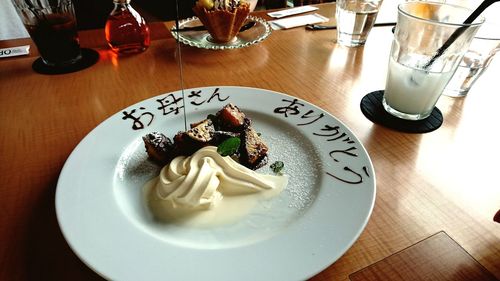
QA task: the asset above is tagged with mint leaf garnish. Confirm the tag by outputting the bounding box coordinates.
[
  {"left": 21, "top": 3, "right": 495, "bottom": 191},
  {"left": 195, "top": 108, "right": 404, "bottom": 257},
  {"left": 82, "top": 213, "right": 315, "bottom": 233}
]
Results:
[
  {"left": 217, "top": 137, "right": 241, "bottom": 156},
  {"left": 270, "top": 161, "right": 284, "bottom": 174}
]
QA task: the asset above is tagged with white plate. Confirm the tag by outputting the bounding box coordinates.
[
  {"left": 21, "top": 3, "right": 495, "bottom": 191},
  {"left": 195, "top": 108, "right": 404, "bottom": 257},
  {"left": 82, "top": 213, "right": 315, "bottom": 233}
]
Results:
[{"left": 56, "top": 86, "right": 376, "bottom": 281}]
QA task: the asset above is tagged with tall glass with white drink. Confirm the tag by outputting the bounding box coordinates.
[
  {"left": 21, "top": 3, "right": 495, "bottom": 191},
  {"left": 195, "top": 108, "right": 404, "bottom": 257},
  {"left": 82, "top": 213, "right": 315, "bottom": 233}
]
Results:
[{"left": 382, "top": 2, "right": 484, "bottom": 120}]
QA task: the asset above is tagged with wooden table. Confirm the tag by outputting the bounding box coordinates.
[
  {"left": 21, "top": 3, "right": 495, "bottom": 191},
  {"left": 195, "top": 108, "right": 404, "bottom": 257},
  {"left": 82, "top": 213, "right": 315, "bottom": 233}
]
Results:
[{"left": 1, "top": 3, "right": 499, "bottom": 280}]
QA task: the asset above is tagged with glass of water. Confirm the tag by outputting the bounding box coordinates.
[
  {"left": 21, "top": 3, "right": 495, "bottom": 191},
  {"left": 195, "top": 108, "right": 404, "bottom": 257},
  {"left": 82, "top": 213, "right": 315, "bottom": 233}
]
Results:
[
  {"left": 383, "top": 2, "right": 484, "bottom": 120},
  {"left": 442, "top": 22, "right": 500, "bottom": 97},
  {"left": 335, "top": 0, "right": 383, "bottom": 47}
]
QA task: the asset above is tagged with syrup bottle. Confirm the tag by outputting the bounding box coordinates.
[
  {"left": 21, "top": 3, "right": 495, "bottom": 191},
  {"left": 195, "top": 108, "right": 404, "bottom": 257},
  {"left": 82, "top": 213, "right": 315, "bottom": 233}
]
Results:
[{"left": 105, "top": 0, "right": 150, "bottom": 54}]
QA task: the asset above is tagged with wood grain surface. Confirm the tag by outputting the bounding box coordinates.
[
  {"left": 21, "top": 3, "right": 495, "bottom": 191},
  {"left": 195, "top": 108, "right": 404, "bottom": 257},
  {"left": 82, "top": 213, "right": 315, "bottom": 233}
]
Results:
[
  {"left": 349, "top": 231, "right": 497, "bottom": 281},
  {"left": 0, "top": 3, "right": 499, "bottom": 281}
]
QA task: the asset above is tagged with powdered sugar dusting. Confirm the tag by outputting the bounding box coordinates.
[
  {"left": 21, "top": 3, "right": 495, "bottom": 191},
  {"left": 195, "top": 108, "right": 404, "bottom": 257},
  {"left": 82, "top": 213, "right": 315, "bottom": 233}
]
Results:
[
  {"left": 265, "top": 130, "right": 322, "bottom": 210},
  {"left": 115, "top": 139, "right": 159, "bottom": 184}
]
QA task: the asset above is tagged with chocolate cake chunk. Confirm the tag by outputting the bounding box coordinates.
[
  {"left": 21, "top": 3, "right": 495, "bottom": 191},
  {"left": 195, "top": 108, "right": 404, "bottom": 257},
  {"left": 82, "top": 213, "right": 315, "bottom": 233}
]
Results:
[
  {"left": 142, "top": 132, "right": 174, "bottom": 165},
  {"left": 173, "top": 132, "right": 205, "bottom": 156},
  {"left": 212, "top": 130, "right": 240, "bottom": 144},
  {"left": 241, "top": 124, "right": 269, "bottom": 169},
  {"left": 186, "top": 118, "right": 215, "bottom": 143},
  {"left": 216, "top": 103, "right": 246, "bottom": 131}
]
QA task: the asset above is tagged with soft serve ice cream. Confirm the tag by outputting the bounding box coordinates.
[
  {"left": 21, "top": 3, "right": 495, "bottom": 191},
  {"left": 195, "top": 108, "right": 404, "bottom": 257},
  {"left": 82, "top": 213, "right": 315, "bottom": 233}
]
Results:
[
  {"left": 157, "top": 146, "right": 285, "bottom": 208},
  {"left": 146, "top": 146, "right": 287, "bottom": 226}
]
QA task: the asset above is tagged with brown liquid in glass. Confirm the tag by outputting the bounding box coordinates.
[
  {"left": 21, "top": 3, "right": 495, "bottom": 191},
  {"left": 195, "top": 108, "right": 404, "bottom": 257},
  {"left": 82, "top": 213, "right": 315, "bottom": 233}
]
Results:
[{"left": 26, "top": 14, "right": 81, "bottom": 66}]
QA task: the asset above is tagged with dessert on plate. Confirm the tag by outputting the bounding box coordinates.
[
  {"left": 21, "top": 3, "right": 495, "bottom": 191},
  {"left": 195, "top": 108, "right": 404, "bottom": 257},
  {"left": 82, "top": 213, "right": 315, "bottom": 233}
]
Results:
[
  {"left": 142, "top": 104, "right": 287, "bottom": 225},
  {"left": 192, "top": 0, "right": 251, "bottom": 43}
]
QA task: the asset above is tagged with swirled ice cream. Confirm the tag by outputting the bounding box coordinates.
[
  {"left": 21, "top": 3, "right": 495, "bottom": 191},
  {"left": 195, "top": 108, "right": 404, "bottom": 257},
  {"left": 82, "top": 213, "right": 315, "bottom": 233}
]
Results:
[{"left": 146, "top": 146, "right": 287, "bottom": 226}]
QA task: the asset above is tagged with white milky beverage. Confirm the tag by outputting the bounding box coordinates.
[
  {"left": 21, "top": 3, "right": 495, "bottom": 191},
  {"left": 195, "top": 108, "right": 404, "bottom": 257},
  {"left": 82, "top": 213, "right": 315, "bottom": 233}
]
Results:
[
  {"left": 336, "top": 1, "right": 378, "bottom": 46},
  {"left": 384, "top": 57, "right": 454, "bottom": 117}
]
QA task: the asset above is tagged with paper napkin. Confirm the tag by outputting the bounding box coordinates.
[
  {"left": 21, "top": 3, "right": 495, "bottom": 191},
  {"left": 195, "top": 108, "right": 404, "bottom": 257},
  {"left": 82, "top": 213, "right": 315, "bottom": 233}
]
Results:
[
  {"left": 267, "top": 6, "right": 319, "bottom": 18},
  {"left": 270, "top": 13, "right": 329, "bottom": 30}
]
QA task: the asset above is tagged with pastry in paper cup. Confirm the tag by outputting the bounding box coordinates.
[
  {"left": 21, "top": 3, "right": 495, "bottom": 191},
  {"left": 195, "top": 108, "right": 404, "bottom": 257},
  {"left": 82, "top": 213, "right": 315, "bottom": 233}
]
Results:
[{"left": 193, "top": 0, "right": 251, "bottom": 43}]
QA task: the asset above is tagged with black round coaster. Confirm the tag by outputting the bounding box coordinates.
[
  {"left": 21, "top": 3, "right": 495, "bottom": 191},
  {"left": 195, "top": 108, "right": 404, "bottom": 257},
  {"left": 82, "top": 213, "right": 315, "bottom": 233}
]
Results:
[
  {"left": 32, "top": 48, "right": 99, "bottom": 75},
  {"left": 360, "top": 90, "right": 443, "bottom": 133}
]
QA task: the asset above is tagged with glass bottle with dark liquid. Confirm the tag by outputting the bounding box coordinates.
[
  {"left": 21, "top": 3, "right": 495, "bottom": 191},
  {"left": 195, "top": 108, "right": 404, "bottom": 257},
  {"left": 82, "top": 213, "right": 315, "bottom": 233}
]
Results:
[{"left": 105, "top": 0, "right": 150, "bottom": 54}]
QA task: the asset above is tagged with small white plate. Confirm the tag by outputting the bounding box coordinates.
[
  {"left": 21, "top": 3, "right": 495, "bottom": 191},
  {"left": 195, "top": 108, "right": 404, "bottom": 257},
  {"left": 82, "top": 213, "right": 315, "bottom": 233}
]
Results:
[{"left": 56, "top": 86, "right": 376, "bottom": 280}]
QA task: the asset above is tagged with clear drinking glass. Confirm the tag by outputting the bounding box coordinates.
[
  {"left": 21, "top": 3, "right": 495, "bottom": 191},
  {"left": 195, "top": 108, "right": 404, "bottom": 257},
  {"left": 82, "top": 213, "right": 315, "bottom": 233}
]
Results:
[
  {"left": 335, "top": 0, "right": 383, "bottom": 47},
  {"left": 11, "top": 0, "right": 82, "bottom": 67},
  {"left": 442, "top": 22, "right": 500, "bottom": 97},
  {"left": 383, "top": 2, "right": 484, "bottom": 120}
]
